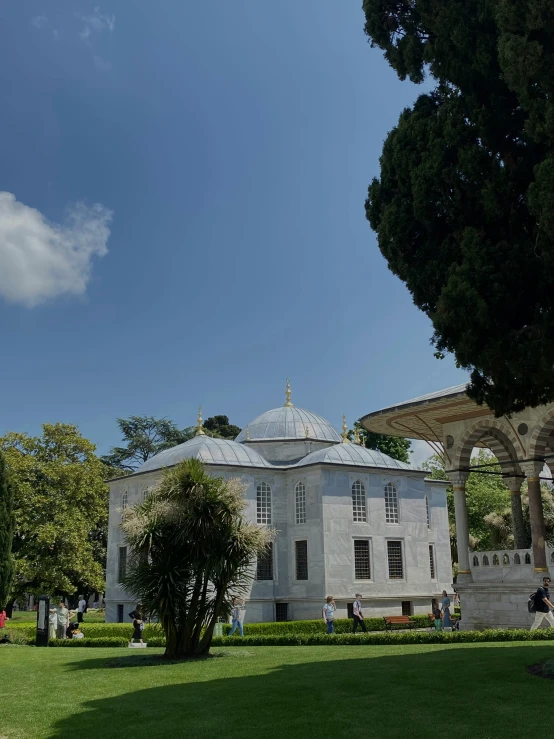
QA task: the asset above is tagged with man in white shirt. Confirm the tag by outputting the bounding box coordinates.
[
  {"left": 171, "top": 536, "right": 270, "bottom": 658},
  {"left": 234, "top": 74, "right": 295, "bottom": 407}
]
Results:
[
  {"left": 77, "top": 595, "right": 87, "bottom": 624},
  {"left": 352, "top": 593, "right": 367, "bottom": 633}
]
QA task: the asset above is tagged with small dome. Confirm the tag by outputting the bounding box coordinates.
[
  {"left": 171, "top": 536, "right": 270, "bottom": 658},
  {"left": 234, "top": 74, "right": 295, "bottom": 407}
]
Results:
[
  {"left": 236, "top": 406, "right": 341, "bottom": 443},
  {"left": 295, "top": 443, "right": 413, "bottom": 470},
  {"left": 136, "top": 435, "right": 273, "bottom": 473}
]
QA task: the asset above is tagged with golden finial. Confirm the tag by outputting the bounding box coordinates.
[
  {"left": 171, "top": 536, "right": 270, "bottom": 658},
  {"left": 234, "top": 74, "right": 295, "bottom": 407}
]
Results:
[
  {"left": 284, "top": 378, "right": 293, "bottom": 407},
  {"left": 196, "top": 406, "right": 206, "bottom": 436},
  {"left": 341, "top": 414, "right": 350, "bottom": 443},
  {"left": 305, "top": 425, "right": 310, "bottom": 439},
  {"left": 245, "top": 426, "right": 250, "bottom": 440},
  {"left": 353, "top": 427, "right": 361, "bottom": 445}
]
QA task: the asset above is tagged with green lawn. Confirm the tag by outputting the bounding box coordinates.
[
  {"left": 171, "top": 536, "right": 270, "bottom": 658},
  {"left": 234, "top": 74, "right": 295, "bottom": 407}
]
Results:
[
  {"left": 9, "top": 610, "right": 105, "bottom": 623},
  {"left": 1, "top": 642, "right": 551, "bottom": 739}
]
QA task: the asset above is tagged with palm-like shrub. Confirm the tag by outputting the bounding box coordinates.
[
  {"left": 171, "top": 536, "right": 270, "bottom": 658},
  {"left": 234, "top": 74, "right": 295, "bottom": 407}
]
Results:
[{"left": 121, "top": 458, "right": 271, "bottom": 658}]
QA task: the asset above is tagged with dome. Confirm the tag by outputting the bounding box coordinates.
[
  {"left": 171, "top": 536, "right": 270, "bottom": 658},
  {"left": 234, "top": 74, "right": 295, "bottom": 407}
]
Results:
[
  {"left": 235, "top": 406, "right": 341, "bottom": 443},
  {"left": 294, "top": 442, "right": 413, "bottom": 470},
  {"left": 136, "top": 435, "right": 273, "bottom": 474}
]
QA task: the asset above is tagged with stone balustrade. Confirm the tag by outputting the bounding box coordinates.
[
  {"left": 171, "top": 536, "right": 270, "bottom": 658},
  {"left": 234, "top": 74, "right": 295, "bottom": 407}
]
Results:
[{"left": 469, "top": 547, "right": 554, "bottom": 582}]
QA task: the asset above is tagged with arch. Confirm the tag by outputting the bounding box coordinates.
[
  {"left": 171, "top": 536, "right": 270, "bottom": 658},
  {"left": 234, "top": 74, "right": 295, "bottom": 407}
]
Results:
[
  {"left": 482, "top": 555, "right": 490, "bottom": 566},
  {"left": 352, "top": 480, "right": 367, "bottom": 523},
  {"left": 256, "top": 482, "right": 272, "bottom": 525},
  {"left": 295, "top": 481, "right": 306, "bottom": 525},
  {"left": 514, "top": 553, "right": 521, "bottom": 564},
  {"left": 529, "top": 408, "right": 554, "bottom": 471},
  {"left": 451, "top": 418, "right": 523, "bottom": 478},
  {"left": 492, "top": 554, "right": 500, "bottom": 566},
  {"left": 524, "top": 552, "right": 531, "bottom": 564},
  {"left": 473, "top": 555, "right": 480, "bottom": 567},
  {"left": 503, "top": 553, "right": 510, "bottom": 565}
]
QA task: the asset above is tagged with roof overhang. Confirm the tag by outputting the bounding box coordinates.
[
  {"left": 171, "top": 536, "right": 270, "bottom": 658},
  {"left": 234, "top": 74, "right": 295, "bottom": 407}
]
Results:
[{"left": 359, "top": 383, "right": 493, "bottom": 443}]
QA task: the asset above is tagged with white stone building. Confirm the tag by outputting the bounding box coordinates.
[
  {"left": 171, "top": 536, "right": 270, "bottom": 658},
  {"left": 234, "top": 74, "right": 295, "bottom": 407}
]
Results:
[{"left": 105, "top": 387, "right": 452, "bottom": 623}]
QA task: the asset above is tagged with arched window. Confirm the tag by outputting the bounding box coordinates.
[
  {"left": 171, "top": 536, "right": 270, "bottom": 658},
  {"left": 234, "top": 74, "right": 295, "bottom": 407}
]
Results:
[
  {"left": 295, "top": 482, "right": 306, "bottom": 525},
  {"left": 473, "top": 555, "right": 480, "bottom": 567},
  {"left": 121, "top": 491, "right": 128, "bottom": 521},
  {"left": 514, "top": 553, "right": 521, "bottom": 565},
  {"left": 524, "top": 552, "right": 531, "bottom": 564},
  {"left": 503, "top": 553, "right": 510, "bottom": 565},
  {"left": 482, "top": 555, "right": 489, "bottom": 566},
  {"left": 492, "top": 554, "right": 500, "bottom": 566},
  {"left": 425, "top": 496, "right": 430, "bottom": 527},
  {"left": 352, "top": 480, "right": 367, "bottom": 523},
  {"left": 384, "top": 483, "right": 399, "bottom": 524},
  {"left": 256, "top": 482, "right": 272, "bottom": 525}
]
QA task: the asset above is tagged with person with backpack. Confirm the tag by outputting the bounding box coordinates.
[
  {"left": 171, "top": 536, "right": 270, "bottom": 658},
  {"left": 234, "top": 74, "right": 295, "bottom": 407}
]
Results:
[{"left": 530, "top": 576, "right": 554, "bottom": 630}]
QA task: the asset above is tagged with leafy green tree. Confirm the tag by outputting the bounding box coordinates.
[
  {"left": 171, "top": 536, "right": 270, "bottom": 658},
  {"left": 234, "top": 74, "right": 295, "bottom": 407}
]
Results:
[
  {"left": 363, "top": 0, "right": 554, "bottom": 416},
  {"left": 101, "top": 416, "right": 195, "bottom": 471},
  {"left": 203, "top": 415, "right": 241, "bottom": 440},
  {"left": 0, "top": 450, "right": 15, "bottom": 609},
  {"left": 122, "top": 458, "right": 270, "bottom": 658},
  {"left": 349, "top": 421, "right": 411, "bottom": 463},
  {"left": 0, "top": 424, "right": 108, "bottom": 602}
]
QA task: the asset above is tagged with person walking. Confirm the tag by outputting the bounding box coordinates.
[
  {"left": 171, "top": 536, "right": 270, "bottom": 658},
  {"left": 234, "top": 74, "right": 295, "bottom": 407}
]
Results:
[
  {"left": 352, "top": 593, "right": 367, "bottom": 633},
  {"left": 322, "top": 596, "right": 336, "bottom": 634},
  {"left": 531, "top": 577, "right": 554, "bottom": 630},
  {"left": 48, "top": 606, "right": 58, "bottom": 640},
  {"left": 129, "top": 612, "right": 144, "bottom": 646},
  {"left": 441, "top": 591, "right": 453, "bottom": 631},
  {"left": 56, "top": 601, "right": 69, "bottom": 639},
  {"left": 432, "top": 602, "right": 442, "bottom": 631},
  {"left": 77, "top": 595, "right": 87, "bottom": 624},
  {"left": 229, "top": 597, "right": 245, "bottom": 636}
]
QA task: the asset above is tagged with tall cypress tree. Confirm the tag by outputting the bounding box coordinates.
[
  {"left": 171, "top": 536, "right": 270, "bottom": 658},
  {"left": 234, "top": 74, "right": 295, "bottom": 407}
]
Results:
[{"left": 0, "top": 450, "right": 15, "bottom": 609}]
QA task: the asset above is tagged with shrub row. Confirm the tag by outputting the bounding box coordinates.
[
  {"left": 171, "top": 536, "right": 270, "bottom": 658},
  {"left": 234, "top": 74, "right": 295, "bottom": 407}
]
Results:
[
  {"left": 221, "top": 615, "right": 432, "bottom": 635},
  {"left": 7, "top": 622, "right": 162, "bottom": 639}
]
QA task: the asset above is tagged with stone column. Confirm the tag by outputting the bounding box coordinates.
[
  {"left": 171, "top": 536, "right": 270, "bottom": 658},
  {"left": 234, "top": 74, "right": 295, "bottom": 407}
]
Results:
[
  {"left": 521, "top": 461, "right": 548, "bottom": 573},
  {"left": 505, "top": 476, "right": 527, "bottom": 549},
  {"left": 448, "top": 472, "right": 472, "bottom": 581}
]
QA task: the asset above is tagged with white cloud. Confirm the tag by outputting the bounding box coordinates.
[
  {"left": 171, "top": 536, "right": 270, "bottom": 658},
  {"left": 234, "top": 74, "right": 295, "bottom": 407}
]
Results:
[
  {"left": 93, "top": 55, "right": 112, "bottom": 72},
  {"left": 31, "top": 15, "right": 48, "bottom": 29},
  {"left": 0, "top": 192, "right": 112, "bottom": 308},
  {"left": 79, "top": 7, "right": 115, "bottom": 42}
]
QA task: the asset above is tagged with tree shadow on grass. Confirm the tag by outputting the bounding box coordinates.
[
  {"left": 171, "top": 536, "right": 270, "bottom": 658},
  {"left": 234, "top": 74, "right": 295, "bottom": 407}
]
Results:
[{"left": 50, "top": 645, "right": 554, "bottom": 739}]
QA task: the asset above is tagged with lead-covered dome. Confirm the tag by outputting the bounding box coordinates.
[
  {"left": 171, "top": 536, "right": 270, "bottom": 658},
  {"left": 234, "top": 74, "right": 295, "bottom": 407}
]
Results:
[
  {"left": 136, "top": 435, "right": 273, "bottom": 473},
  {"left": 295, "top": 443, "right": 413, "bottom": 470},
  {"left": 236, "top": 406, "right": 341, "bottom": 443}
]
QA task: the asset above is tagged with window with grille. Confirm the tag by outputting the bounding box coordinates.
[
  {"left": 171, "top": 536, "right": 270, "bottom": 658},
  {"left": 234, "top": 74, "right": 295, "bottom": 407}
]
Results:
[
  {"left": 256, "top": 482, "right": 272, "bottom": 525},
  {"left": 352, "top": 480, "right": 367, "bottom": 522},
  {"left": 276, "top": 603, "right": 289, "bottom": 622},
  {"left": 429, "top": 544, "right": 436, "bottom": 579},
  {"left": 354, "top": 540, "right": 371, "bottom": 579},
  {"left": 117, "top": 604, "right": 124, "bottom": 623},
  {"left": 425, "top": 496, "right": 430, "bottom": 527},
  {"left": 121, "top": 491, "right": 128, "bottom": 521},
  {"left": 295, "top": 482, "right": 306, "bottom": 524},
  {"left": 387, "top": 540, "right": 404, "bottom": 579},
  {"left": 401, "top": 601, "right": 413, "bottom": 616},
  {"left": 118, "top": 546, "right": 127, "bottom": 583},
  {"left": 256, "top": 542, "right": 273, "bottom": 580},
  {"left": 384, "top": 483, "right": 399, "bottom": 523},
  {"left": 295, "top": 540, "right": 308, "bottom": 580}
]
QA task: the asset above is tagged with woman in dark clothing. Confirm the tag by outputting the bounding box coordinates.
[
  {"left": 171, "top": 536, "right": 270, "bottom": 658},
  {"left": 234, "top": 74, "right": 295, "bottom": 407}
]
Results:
[{"left": 129, "top": 612, "right": 144, "bottom": 645}]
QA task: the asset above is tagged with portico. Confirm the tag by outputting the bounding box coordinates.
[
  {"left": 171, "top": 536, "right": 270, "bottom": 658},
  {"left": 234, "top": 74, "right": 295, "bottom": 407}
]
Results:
[{"left": 360, "top": 385, "right": 554, "bottom": 629}]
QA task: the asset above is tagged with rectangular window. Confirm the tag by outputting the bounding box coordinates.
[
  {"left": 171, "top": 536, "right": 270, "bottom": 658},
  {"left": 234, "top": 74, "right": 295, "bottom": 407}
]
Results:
[
  {"left": 275, "top": 603, "right": 289, "bottom": 622},
  {"left": 117, "top": 604, "right": 124, "bottom": 623},
  {"left": 354, "top": 540, "right": 371, "bottom": 580},
  {"left": 387, "top": 540, "right": 404, "bottom": 579},
  {"left": 425, "top": 496, "right": 430, "bottom": 527},
  {"left": 401, "top": 601, "right": 413, "bottom": 616},
  {"left": 295, "top": 482, "right": 306, "bottom": 524},
  {"left": 256, "top": 542, "right": 274, "bottom": 581},
  {"left": 295, "top": 540, "right": 308, "bottom": 580},
  {"left": 256, "top": 483, "right": 272, "bottom": 525},
  {"left": 385, "top": 483, "right": 399, "bottom": 524},
  {"left": 429, "top": 544, "right": 436, "bottom": 579},
  {"left": 118, "top": 546, "right": 127, "bottom": 583}
]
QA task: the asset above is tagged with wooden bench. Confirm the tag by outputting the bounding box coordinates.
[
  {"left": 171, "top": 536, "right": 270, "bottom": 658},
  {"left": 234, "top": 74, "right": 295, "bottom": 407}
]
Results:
[{"left": 383, "top": 615, "right": 416, "bottom": 631}]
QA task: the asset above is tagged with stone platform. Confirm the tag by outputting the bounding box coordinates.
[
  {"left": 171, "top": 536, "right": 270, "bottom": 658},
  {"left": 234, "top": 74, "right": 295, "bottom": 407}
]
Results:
[{"left": 456, "top": 581, "right": 547, "bottom": 630}]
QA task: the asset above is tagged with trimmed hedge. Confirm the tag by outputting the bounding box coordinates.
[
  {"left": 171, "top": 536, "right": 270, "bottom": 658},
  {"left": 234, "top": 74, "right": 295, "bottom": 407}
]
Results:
[
  {"left": 221, "top": 615, "right": 431, "bottom": 636},
  {"left": 7, "top": 622, "right": 162, "bottom": 640}
]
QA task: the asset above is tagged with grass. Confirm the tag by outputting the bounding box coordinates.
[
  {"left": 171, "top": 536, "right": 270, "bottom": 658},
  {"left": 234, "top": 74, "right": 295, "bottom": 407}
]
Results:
[{"left": 1, "top": 642, "right": 553, "bottom": 739}]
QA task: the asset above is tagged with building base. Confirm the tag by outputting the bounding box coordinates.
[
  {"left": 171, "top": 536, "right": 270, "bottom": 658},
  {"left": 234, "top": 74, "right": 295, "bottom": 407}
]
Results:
[{"left": 456, "top": 580, "right": 548, "bottom": 630}]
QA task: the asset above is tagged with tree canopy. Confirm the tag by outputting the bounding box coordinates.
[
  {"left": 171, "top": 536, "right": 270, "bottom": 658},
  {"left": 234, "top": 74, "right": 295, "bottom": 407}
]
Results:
[
  {"left": 122, "top": 458, "right": 270, "bottom": 658},
  {"left": 349, "top": 421, "right": 411, "bottom": 463},
  {"left": 363, "top": 0, "right": 554, "bottom": 416},
  {"left": 0, "top": 450, "right": 15, "bottom": 608},
  {"left": 0, "top": 424, "right": 109, "bottom": 601},
  {"left": 203, "top": 415, "right": 241, "bottom": 440}
]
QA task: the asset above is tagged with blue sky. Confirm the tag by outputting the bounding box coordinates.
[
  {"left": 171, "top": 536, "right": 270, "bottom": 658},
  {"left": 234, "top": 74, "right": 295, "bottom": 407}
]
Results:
[{"left": 0, "top": 1, "right": 467, "bottom": 464}]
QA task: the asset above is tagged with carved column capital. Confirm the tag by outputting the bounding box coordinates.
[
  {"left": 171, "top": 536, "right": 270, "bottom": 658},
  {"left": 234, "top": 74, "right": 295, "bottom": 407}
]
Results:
[
  {"left": 446, "top": 471, "right": 468, "bottom": 490},
  {"left": 520, "top": 461, "right": 544, "bottom": 481},
  {"left": 505, "top": 476, "right": 523, "bottom": 494}
]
